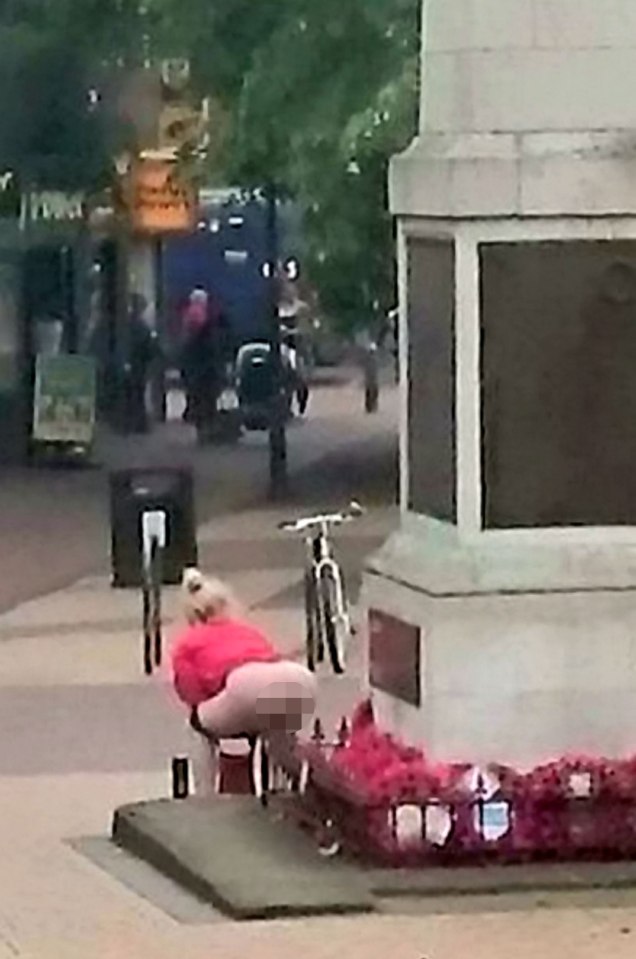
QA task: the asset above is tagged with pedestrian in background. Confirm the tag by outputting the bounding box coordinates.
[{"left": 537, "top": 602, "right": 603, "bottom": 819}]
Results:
[
  {"left": 127, "top": 293, "right": 159, "bottom": 433},
  {"left": 179, "top": 288, "right": 230, "bottom": 441}
]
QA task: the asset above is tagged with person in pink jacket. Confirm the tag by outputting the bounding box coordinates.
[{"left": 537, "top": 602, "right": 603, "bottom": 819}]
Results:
[{"left": 172, "top": 569, "right": 317, "bottom": 794}]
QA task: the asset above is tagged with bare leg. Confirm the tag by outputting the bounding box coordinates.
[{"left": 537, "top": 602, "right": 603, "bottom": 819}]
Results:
[{"left": 196, "top": 684, "right": 257, "bottom": 738}]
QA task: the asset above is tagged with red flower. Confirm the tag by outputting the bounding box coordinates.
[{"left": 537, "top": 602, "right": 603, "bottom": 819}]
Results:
[{"left": 295, "top": 699, "right": 636, "bottom": 864}]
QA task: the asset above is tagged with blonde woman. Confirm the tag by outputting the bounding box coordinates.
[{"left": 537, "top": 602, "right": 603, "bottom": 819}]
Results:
[{"left": 171, "top": 569, "right": 317, "bottom": 794}]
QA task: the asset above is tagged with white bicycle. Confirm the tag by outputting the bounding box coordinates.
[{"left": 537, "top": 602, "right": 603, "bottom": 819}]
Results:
[{"left": 279, "top": 502, "right": 364, "bottom": 674}]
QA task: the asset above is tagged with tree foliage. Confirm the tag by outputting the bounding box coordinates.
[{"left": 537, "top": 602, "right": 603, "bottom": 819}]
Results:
[
  {"left": 0, "top": 0, "right": 147, "bottom": 189},
  {"left": 155, "top": 0, "right": 420, "bottom": 331},
  {"left": 0, "top": 0, "right": 420, "bottom": 328}
]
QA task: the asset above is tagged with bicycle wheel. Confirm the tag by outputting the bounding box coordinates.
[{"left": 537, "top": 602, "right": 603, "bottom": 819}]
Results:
[
  {"left": 304, "top": 569, "right": 323, "bottom": 671},
  {"left": 151, "top": 540, "right": 162, "bottom": 668},
  {"left": 142, "top": 583, "right": 152, "bottom": 675},
  {"left": 319, "top": 569, "right": 346, "bottom": 674},
  {"left": 260, "top": 737, "right": 270, "bottom": 807}
]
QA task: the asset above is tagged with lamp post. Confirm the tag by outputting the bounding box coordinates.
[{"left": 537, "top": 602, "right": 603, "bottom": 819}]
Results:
[
  {"left": 265, "top": 181, "right": 287, "bottom": 499},
  {"left": 113, "top": 153, "right": 132, "bottom": 433}
]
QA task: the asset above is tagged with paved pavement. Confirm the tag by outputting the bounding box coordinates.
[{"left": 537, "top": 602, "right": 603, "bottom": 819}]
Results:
[
  {"left": 3, "top": 378, "right": 636, "bottom": 956},
  {"left": 0, "top": 377, "right": 397, "bottom": 957},
  {"left": 0, "top": 367, "right": 391, "bottom": 614}
]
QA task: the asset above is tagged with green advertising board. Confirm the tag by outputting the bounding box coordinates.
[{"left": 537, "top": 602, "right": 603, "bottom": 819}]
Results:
[{"left": 33, "top": 354, "right": 97, "bottom": 446}]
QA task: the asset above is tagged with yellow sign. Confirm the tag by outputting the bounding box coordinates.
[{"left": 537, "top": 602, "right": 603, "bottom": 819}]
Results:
[{"left": 126, "top": 157, "right": 197, "bottom": 235}]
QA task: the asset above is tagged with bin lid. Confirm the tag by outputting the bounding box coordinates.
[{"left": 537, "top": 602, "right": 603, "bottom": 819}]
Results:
[{"left": 131, "top": 472, "right": 177, "bottom": 499}]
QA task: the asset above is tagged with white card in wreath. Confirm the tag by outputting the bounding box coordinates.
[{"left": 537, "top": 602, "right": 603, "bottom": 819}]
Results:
[
  {"left": 424, "top": 804, "right": 453, "bottom": 847},
  {"left": 394, "top": 804, "right": 424, "bottom": 847},
  {"left": 569, "top": 772, "right": 593, "bottom": 798},
  {"left": 475, "top": 801, "right": 511, "bottom": 843}
]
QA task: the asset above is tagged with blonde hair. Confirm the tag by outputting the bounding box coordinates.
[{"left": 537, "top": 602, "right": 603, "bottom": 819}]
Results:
[{"left": 182, "top": 568, "right": 238, "bottom": 624}]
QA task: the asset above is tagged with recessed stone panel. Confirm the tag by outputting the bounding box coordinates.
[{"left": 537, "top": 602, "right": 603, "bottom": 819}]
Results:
[{"left": 407, "top": 238, "right": 456, "bottom": 521}]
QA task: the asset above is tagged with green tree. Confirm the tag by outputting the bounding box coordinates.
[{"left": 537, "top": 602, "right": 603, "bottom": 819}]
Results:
[
  {"left": 0, "top": 0, "right": 420, "bottom": 327},
  {"left": 0, "top": 0, "right": 150, "bottom": 191},
  {"left": 155, "top": 0, "right": 420, "bottom": 332}
]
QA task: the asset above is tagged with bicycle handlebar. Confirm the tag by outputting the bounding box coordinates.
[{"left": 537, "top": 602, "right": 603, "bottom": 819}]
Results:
[{"left": 278, "top": 501, "right": 364, "bottom": 533}]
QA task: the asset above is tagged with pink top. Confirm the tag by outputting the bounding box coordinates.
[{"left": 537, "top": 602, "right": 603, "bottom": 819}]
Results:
[
  {"left": 182, "top": 301, "right": 208, "bottom": 334},
  {"left": 171, "top": 618, "right": 281, "bottom": 707}
]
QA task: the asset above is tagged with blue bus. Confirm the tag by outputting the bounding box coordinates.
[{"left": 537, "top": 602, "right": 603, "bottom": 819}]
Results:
[{"left": 161, "top": 188, "right": 297, "bottom": 352}]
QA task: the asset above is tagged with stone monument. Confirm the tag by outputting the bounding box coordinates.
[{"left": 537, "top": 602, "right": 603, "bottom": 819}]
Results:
[{"left": 362, "top": 0, "right": 636, "bottom": 767}]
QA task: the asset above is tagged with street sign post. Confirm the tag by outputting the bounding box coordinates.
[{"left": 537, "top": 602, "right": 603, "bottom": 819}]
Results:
[{"left": 265, "top": 183, "right": 288, "bottom": 499}]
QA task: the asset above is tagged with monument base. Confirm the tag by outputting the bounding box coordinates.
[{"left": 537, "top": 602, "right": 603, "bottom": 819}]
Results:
[{"left": 361, "top": 517, "right": 636, "bottom": 769}]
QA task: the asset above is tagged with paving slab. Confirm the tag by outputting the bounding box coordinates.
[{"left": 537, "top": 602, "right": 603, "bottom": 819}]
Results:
[
  {"left": 68, "top": 837, "right": 224, "bottom": 925},
  {"left": 112, "top": 797, "right": 375, "bottom": 920},
  {"left": 367, "top": 861, "right": 636, "bottom": 899}
]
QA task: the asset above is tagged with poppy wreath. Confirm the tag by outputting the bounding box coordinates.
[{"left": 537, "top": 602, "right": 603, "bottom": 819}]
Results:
[{"left": 295, "top": 700, "right": 636, "bottom": 864}]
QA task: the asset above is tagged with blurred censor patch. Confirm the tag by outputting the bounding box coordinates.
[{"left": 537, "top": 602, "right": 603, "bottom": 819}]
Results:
[{"left": 256, "top": 681, "right": 315, "bottom": 731}]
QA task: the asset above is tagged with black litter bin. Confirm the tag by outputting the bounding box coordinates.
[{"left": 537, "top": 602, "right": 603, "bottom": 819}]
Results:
[{"left": 110, "top": 467, "right": 198, "bottom": 588}]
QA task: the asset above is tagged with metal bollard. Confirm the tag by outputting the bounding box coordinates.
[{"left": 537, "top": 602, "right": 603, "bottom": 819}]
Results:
[
  {"left": 363, "top": 344, "right": 379, "bottom": 414},
  {"left": 337, "top": 716, "right": 350, "bottom": 747},
  {"left": 312, "top": 717, "right": 325, "bottom": 744}
]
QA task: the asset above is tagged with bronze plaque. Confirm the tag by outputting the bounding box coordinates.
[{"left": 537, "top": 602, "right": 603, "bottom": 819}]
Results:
[
  {"left": 368, "top": 609, "right": 421, "bottom": 707},
  {"left": 481, "top": 240, "right": 636, "bottom": 528}
]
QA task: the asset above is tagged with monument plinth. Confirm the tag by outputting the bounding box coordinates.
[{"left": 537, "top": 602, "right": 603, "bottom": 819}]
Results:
[{"left": 363, "top": 0, "right": 636, "bottom": 767}]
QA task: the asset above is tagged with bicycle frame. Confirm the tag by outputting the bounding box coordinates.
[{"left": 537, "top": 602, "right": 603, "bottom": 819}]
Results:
[
  {"left": 305, "top": 523, "right": 349, "bottom": 627},
  {"left": 281, "top": 502, "right": 362, "bottom": 673}
]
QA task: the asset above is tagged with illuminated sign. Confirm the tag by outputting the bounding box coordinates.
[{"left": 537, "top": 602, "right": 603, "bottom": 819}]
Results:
[
  {"left": 125, "top": 157, "right": 197, "bottom": 235},
  {"left": 30, "top": 192, "right": 84, "bottom": 222}
]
